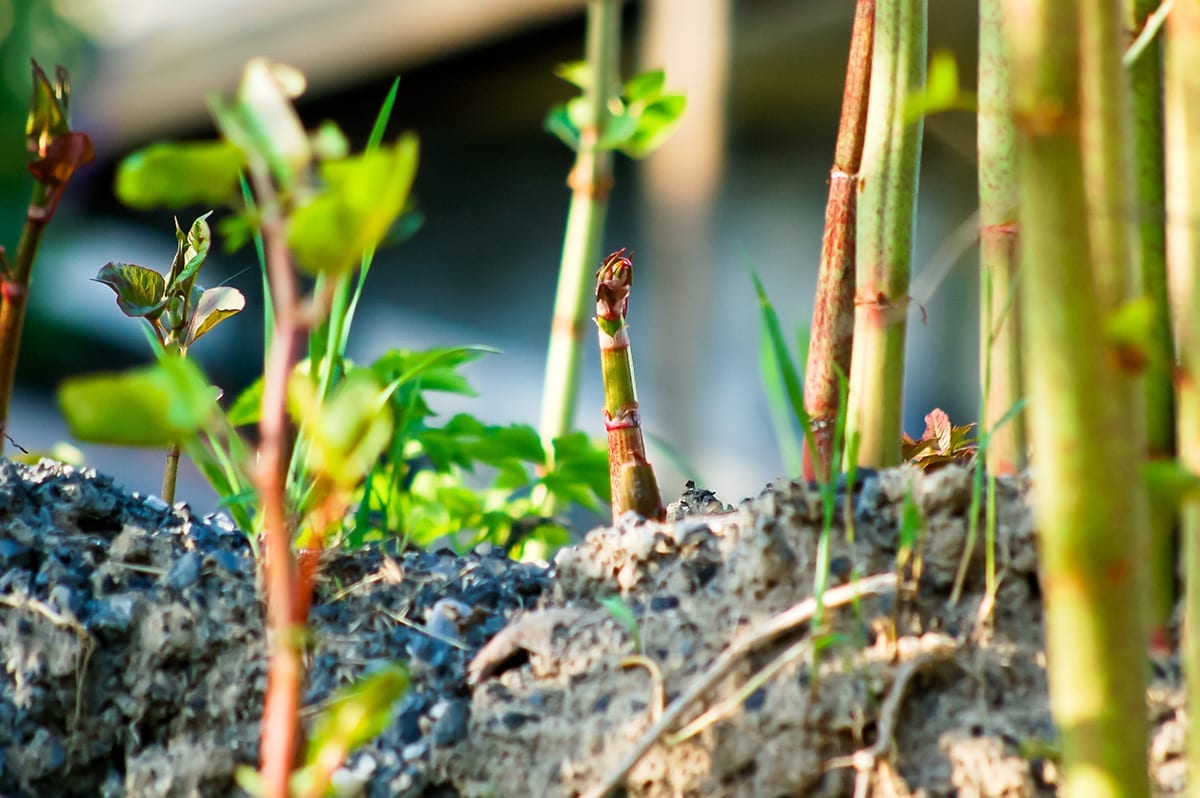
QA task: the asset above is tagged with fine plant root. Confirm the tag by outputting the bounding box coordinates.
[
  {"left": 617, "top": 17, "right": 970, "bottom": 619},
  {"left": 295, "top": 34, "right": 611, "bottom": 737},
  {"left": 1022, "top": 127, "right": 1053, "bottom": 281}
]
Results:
[
  {"left": 824, "top": 634, "right": 960, "bottom": 793},
  {"left": 620, "top": 655, "right": 665, "bottom": 724},
  {"left": 583, "top": 572, "right": 898, "bottom": 798}
]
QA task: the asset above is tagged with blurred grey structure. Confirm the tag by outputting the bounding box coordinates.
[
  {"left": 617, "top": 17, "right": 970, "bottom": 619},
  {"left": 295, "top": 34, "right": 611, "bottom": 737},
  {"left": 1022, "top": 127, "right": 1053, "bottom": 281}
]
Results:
[{"left": 4, "top": 0, "right": 981, "bottom": 508}]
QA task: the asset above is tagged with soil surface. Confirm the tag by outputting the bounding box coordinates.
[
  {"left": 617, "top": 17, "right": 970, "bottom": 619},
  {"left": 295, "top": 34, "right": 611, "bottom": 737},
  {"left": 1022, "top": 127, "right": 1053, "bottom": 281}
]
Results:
[{"left": 0, "top": 458, "right": 1186, "bottom": 797}]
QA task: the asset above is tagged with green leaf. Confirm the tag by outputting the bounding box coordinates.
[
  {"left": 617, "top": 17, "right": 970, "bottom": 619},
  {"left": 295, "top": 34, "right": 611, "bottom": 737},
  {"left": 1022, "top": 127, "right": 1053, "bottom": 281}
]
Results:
[
  {"left": 620, "top": 94, "right": 687, "bottom": 158},
  {"left": 554, "top": 60, "right": 591, "bottom": 90},
  {"left": 286, "top": 134, "right": 419, "bottom": 275},
  {"left": 186, "top": 285, "right": 246, "bottom": 346},
  {"left": 368, "top": 78, "right": 402, "bottom": 151},
  {"left": 623, "top": 69, "right": 666, "bottom": 102},
  {"left": 544, "top": 104, "right": 580, "bottom": 150},
  {"left": 115, "top": 141, "right": 244, "bottom": 210},
  {"left": 600, "top": 595, "right": 640, "bottom": 645},
  {"left": 295, "top": 664, "right": 409, "bottom": 798},
  {"left": 310, "top": 119, "right": 349, "bottom": 161},
  {"left": 94, "top": 262, "right": 168, "bottom": 319},
  {"left": 294, "top": 368, "right": 396, "bottom": 490},
  {"left": 59, "top": 358, "right": 219, "bottom": 446},
  {"left": 1143, "top": 460, "right": 1200, "bottom": 509},
  {"left": 904, "top": 49, "right": 978, "bottom": 123},
  {"left": 227, "top": 376, "right": 263, "bottom": 426},
  {"left": 168, "top": 212, "right": 214, "bottom": 291},
  {"left": 596, "top": 109, "right": 640, "bottom": 150}
]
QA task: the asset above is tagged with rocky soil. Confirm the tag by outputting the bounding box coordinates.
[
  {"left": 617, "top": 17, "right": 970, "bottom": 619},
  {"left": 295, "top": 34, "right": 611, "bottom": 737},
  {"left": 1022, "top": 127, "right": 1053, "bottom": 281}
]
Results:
[{"left": 0, "top": 458, "right": 1186, "bottom": 797}]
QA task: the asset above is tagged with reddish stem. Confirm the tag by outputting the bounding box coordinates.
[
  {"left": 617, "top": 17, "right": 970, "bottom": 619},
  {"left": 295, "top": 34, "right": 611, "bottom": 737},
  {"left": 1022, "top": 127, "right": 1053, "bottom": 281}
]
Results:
[
  {"left": 255, "top": 211, "right": 306, "bottom": 798},
  {"left": 802, "top": 0, "right": 876, "bottom": 480}
]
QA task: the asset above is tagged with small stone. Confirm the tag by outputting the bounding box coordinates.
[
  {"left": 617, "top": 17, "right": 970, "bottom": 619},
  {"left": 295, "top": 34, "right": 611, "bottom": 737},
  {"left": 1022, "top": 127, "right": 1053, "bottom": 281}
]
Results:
[
  {"left": 0, "top": 538, "right": 32, "bottom": 569},
  {"left": 431, "top": 699, "right": 470, "bottom": 746},
  {"left": 167, "top": 552, "right": 202, "bottom": 591}
]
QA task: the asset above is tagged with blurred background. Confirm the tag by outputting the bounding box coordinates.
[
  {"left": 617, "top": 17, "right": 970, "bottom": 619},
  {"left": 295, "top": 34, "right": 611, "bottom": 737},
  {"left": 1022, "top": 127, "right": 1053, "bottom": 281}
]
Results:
[{"left": 0, "top": 0, "right": 980, "bottom": 509}]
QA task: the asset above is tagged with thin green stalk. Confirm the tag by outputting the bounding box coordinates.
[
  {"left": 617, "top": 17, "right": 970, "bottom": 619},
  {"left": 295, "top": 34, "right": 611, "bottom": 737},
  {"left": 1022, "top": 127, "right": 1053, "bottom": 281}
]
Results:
[
  {"left": 538, "top": 0, "right": 622, "bottom": 464},
  {"left": 0, "top": 182, "right": 49, "bottom": 452},
  {"left": 978, "top": 0, "right": 1025, "bottom": 475},
  {"left": 803, "top": 0, "right": 875, "bottom": 481},
  {"left": 845, "top": 0, "right": 926, "bottom": 468},
  {"left": 595, "top": 250, "right": 663, "bottom": 521},
  {"left": 1126, "top": 0, "right": 1178, "bottom": 632},
  {"left": 1005, "top": 0, "right": 1151, "bottom": 795},
  {"left": 1164, "top": 0, "right": 1200, "bottom": 786}
]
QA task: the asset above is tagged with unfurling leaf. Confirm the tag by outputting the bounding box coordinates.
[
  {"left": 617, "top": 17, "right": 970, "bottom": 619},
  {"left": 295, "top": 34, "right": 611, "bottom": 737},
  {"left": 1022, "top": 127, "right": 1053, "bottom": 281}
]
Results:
[
  {"left": 168, "top": 212, "right": 214, "bottom": 291},
  {"left": 116, "top": 141, "right": 243, "bottom": 209},
  {"left": 59, "top": 358, "right": 219, "bottom": 446},
  {"left": 26, "top": 61, "right": 70, "bottom": 156},
  {"left": 286, "top": 134, "right": 419, "bottom": 275},
  {"left": 186, "top": 285, "right": 246, "bottom": 345},
  {"left": 232, "top": 57, "right": 311, "bottom": 186},
  {"left": 94, "top": 262, "right": 168, "bottom": 319},
  {"left": 925, "top": 408, "right": 952, "bottom": 453}
]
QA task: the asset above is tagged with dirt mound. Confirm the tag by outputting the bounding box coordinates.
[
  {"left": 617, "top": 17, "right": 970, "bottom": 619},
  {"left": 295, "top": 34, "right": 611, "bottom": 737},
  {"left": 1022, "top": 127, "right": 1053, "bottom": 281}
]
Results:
[{"left": 0, "top": 459, "right": 1185, "bottom": 796}]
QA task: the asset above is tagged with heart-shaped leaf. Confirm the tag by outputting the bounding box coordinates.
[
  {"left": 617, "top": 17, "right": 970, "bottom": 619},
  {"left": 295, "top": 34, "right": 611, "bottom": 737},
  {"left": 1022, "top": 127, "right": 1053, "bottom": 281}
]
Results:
[
  {"left": 186, "top": 285, "right": 246, "bottom": 346},
  {"left": 116, "top": 141, "right": 243, "bottom": 209},
  {"left": 286, "top": 133, "right": 419, "bottom": 276},
  {"left": 95, "top": 262, "right": 168, "bottom": 319}
]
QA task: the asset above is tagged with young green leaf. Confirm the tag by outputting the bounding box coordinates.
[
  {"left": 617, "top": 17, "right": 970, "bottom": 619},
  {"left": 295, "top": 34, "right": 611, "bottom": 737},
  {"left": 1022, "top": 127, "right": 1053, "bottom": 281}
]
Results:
[
  {"left": 293, "top": 664, "right": 410, "bottom": 798},
  {"left": 293, "top": 368, "right": 396, "bottom": 490},
  {"left": 233, "top": 57, "right": 311, "bottom": 187},
  {"left": 904, "top": 49, "right": 978, "bottom": 123},
  {"left": 544, "top": 104, "right": 580, "bottom": 150},
  {"left": 94, "top": 263, "right": 168, "bottom": 319},
  {"left": 619, "top": 94, "right": 687, "bottom": 159},
  {"left": 623, "top": 69, "right": 666, "bottom": 102},
  {"left": 286, "top": 134, "right": 419, "bottom": 275},
  {"left": 59, "top": 358, "right": 218, "bottom": 446},
  {"left": 26, "top": 61, "right": 70, "bottom": 155},
  {"left": 168, "top": 212, "right": 215, "bottom": 292},
  {"left": 115, "top": 141, "right": 243, "bottom": 209}
]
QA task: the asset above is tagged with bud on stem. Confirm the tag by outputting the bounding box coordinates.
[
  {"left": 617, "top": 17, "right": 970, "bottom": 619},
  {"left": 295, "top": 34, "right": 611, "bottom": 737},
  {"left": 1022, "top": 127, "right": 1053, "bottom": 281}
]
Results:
[{"left": 596, "top": 249, "right": 664, "bottom": 521}]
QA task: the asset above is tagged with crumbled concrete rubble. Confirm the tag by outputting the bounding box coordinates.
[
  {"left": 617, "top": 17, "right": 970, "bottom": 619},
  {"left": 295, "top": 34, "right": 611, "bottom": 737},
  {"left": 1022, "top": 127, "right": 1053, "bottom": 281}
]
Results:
[{"left": 0, "top": 458, "right": 1185, "bottom": 797}]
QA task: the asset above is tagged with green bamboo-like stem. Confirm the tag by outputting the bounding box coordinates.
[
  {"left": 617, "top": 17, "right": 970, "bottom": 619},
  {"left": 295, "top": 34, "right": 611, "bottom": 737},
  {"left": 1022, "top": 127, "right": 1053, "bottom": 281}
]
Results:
[
  {"left": 0, "top": 182, "right": 50, "bottom": 453},
  {"left": 251, "top": 172, "right": 305, "bottom": 798},
  {"left": 977, "top": 0, "right": 1025, "bottom": 475},
  {"left": 1164, "top": 0, "right": 1200, "bottom": 785},
  {"left": 1005, "top": 0, "right": 1151, "bottom": 795},
  {"left": 1127, "top": 0, "right": 1178, "bottom": 634},
  {"left": 538, "top": 0, "right": 621, "bottom": 465},
  {"left": 844, "top": 0, "right": 926, "bottom": 469},
  {"left": 801, "top": 0, "right": 875, "bottom": 481},
  {"left": 595, "top": 249, "right": 663, "bottom": 521}
]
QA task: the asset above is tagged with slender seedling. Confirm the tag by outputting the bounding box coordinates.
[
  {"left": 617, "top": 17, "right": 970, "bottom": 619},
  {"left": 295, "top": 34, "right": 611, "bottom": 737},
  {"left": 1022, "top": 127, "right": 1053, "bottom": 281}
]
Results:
[
  {"left": 844, "top": 0, "right": 926, "bottom": 469},
  {"left": 0, "top": 62, "right": 93, "bottom": 453},
  {"left": 802, "top": 0, "right": 875, "bottom": 481},
  {"left": 595, "top": 249, "right": 663, "bottom": 521}
]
